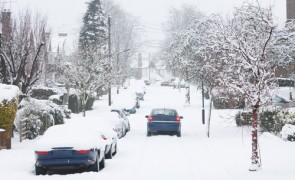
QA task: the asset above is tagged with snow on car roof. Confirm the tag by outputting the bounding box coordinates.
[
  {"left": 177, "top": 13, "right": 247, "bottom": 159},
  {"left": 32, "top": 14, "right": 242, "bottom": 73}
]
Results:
[{"left": 35, "top": 124, "right": 105, "bottom": 151}]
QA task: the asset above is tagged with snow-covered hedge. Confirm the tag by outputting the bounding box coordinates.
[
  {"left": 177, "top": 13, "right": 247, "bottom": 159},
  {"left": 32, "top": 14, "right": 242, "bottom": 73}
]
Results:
[
  {"left": 14, "top": 98, "right": 71, "bottom": 139},
  {"left": 30, "top": 86, "right": 61, "bottom": 100}
]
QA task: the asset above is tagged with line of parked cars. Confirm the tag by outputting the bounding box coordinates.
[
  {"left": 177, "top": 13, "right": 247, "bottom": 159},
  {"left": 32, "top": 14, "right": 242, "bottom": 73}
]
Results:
[
  {"left": 160, "top": 77, "right": 186, "bottom": 88},
  {"left": 34, "top": 107, "right": 131, "bottom": 175},
  {"left": 34, "top": 79, "right": 151, "bottom": 175}
]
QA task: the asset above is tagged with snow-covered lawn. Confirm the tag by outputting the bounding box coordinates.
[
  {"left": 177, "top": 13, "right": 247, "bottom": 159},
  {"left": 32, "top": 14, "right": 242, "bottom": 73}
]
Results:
[{"left": 1, "top": 84, "right": 295, "bottom": 180}]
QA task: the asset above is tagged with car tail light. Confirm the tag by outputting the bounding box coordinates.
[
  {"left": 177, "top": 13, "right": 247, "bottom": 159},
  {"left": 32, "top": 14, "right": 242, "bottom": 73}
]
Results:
[
  {"left": 148, "top": 116, "right": 153, "bottom": 121},
  {"left": 101, "top": 135, "right": 107, "bottom": 140},
  {"left": 36, "top": 151, "right": 49, "bottom": 155},
  {"left": 176, "top": 116, "right": 181, "bottom": 122},
  {"left": 77, "top": 150, "right": 90, "bottom": 154}
]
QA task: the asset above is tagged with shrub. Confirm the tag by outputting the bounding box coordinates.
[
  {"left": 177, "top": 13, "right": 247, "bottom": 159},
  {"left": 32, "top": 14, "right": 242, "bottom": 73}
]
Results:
[
  {"left": 30, "top": 86, "right": 60, "bottom": 100},
  {"left": 280, "top": 124, "right": 295, "bottom": 141},
  {"left": 259, "top": 109, "right": 288, "bottom": 133},
  {"left": 0, "top": 99, "right": 18, "bottom": 148},
  {"left": 277, "top": 78, "right": 294, "bottom": 87},
  {"left": 15, "top": 98, "right": 71, "bottom": 139}
]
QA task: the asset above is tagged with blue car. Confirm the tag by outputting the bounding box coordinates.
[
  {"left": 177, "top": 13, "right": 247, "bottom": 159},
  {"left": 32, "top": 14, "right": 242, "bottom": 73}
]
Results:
[
  {"left": 34, "top": 125, "right": 106, "bottom": 175},
  {"left": 145, "top": 108, "right": 183, "bottom": 137}
]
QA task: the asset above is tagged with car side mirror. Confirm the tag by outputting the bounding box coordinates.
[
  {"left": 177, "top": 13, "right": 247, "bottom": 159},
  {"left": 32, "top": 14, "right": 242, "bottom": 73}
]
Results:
[{"left": 145, "top": 115, "right": 149, "bottom": 118}]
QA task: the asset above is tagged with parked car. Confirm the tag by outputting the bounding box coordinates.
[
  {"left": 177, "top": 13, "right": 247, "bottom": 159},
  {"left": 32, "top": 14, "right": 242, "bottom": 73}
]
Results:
[
  {"left": 160, "top": 80, "right": 172, "bottom": 86},
  {"left": 78, "top": 120, "right": 118, "bottom": 160},
  {"left": 111, "top": 108, "right": 131, "bottom": 132},
  {"left": 100, "top": 112, "right": 126, "bottom": 138},
  {"left": 136, "top": 92, "right": 144, "bottom": 101},
  {"left": 124, "top": 107, "right": 136, "bottom": 114},
  {"left": 268, "top": 95, "right": 295, "bottom": 109},
  {"left": 34, "top": 124, "right": 106, "bottom": 175},
  {"left": 145, "top": 108, "right": 183, "bottom": 137},
  {"left": 144, "top": 79, "right": 151, "bottom": 86},
  {"left": 135, "top": 96, "right": 141, "bottom": 108}
]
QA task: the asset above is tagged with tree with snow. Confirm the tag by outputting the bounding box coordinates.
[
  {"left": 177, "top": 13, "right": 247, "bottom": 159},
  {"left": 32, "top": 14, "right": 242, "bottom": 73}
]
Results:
[
  {"left": 0, "top": 10, "right": 48, "bottom": 95},
  {"left": 62, "top": 0, "right": 110, "bottom": 117},
  {"left": 162, "top": 1, "right": 295, "bottom": 170},
  {"left": 204, "top": 3, "right": 295, "bottom": 170},
  {"left": 102, "top": 0, "right": 142, "bottom": 92},
  {"left": 79, "top": 0, "right": 107, "bottom": 52}
]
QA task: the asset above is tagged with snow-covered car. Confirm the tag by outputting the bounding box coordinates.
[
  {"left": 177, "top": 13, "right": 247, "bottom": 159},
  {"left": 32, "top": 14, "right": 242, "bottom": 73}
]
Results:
[
  {"left": 144, "top": 79, "right": 151, "bottom": 86},
  {"left": 34, "top": 124, "right": 106, "bottom": 175},
  {"left": 99, "top": 112, "right": 126, "bottom": 138},
  {"left": 111, "top": 108, "right": 131, "bottom": 132},
  {"left": 267, "top": 95, "right": 295, "bottom": 109},
  {"left": 77, "top": 120, "right": 118, "bottom": 159}
]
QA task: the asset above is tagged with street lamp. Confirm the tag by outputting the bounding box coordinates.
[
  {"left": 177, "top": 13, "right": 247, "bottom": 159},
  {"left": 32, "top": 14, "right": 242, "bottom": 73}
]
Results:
[
  {"left": 116, "top": 48, "right": 130, "bottom": 94},
  {"left": 202, "top": 77, "right": 205, "bottom": 124},
  {"left": 108, "top": 15, "right": 112, "bottom": 106}
]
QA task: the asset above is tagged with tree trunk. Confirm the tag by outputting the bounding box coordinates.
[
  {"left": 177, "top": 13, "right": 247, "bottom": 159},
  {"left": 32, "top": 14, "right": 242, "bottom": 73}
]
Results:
[
  {"left": 185, "top": 86, "right": 190, "bottom": 106},
  {"left": 249, "top": 105, "right": 260, "bottom": 171}
]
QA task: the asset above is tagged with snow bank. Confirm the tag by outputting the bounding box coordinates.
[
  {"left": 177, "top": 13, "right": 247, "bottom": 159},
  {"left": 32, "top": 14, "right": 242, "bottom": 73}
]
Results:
[{"left": 0, "top": 84, "right": 20, "bottom": 103}]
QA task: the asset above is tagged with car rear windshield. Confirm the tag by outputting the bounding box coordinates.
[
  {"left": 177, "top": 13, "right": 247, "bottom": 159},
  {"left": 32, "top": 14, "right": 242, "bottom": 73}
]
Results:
[{"left": 151, "top": 109, "right": 177, "bottom": 116}]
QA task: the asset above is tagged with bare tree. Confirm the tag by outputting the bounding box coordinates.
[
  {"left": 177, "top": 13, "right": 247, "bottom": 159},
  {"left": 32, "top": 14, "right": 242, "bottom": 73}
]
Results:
[{"left": 0, "top": 9, "right": 48, "bottom": 95}]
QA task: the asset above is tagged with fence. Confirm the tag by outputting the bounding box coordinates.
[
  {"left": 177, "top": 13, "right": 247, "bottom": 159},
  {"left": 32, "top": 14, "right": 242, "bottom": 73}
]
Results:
[{"left": 19, "top": 118, "right": 29, "bottom": 142}]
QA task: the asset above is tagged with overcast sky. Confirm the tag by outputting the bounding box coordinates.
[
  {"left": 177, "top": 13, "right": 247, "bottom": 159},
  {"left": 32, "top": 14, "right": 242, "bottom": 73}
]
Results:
[{"left": 6, "top": 0, "right": 287, "bottom": 56}]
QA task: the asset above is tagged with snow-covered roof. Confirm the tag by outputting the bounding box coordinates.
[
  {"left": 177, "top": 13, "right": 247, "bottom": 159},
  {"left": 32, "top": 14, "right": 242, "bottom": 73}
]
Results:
[
  {"left": 0, "top": 84, "right": 20, "bottom": 103},
  {"left": 0, "top": 129, "right": 5, "bottom": 132}
]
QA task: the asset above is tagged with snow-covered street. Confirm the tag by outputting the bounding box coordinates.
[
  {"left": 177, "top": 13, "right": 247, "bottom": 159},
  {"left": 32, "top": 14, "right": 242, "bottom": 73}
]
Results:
[{"left": 1, "top": 84, "right": 295, "bottom": 180}]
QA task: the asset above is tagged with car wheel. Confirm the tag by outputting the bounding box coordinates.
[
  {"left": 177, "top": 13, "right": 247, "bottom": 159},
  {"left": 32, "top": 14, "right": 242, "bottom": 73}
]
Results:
[
  {"left": 105, "top": 145, "right": 113, "bottom": 159},
  {"left": 90, "top": 152, "right": 100, "bottom": 172},
  {"left": 35, "top": 165, "right": 46, "bottom": 175},
  {"left": 177, "top": 131, "right": 181, "bottom": 137},
  {"left": 112, "top": 144, "right": 117, "bottom": 156},
  {"left": 147, "top": 131, "right": 151, "bottom": 137},
  {"left": 123, "top": 127, "right": 127, "bottom": 136},
  {"left": 99, "top": 156, "right": 105, "bottom": 170}
]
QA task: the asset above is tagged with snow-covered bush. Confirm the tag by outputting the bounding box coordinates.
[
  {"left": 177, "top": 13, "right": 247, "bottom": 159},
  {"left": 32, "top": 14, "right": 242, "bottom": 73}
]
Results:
[
  {"left": 259, "top": 109, "right": 288, "bottom": 133},
  {"left": 282, "top": 113, "right": 295, "bottom": 125},
  {"left": 14, "top": 98, "right": 71, "bottom": 139},
  {"left": 235, "top": 108, "right": 295, "bottom": 135},
  {"left": 280, "top": 124, "right": 295, "bottom": 141},
  {"left": 49, "top": 94, "right": 63, "bottom": 105},
  {"left": 30, "top": 86, "right": 60, "bottom": 100}
]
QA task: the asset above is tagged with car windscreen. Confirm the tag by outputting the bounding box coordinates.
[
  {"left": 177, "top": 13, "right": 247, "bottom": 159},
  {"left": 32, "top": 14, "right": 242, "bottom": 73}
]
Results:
[{"left": 151, "top": 109, "right": 176, "bottom": 116}]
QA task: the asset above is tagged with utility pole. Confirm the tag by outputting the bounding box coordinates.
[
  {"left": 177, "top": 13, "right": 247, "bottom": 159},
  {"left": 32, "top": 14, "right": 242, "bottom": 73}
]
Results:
[{"left": 108, "top": 16, "right": 112, "bottom": 106}]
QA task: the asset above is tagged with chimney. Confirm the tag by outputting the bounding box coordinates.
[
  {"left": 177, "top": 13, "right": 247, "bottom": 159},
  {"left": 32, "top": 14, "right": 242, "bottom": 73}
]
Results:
[
  {"left": 1, "top": 9, "right": 12, "bottom": 39},
  {"left": 287, "top": 0, "right": 295, "bottom": 20}
]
